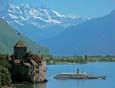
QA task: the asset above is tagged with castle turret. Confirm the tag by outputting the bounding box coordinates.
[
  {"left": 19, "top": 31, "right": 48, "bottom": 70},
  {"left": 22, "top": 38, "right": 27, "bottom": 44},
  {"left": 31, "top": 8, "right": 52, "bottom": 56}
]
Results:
[{"left": 14, "top": 41, "right": 27, "bottom": 59}]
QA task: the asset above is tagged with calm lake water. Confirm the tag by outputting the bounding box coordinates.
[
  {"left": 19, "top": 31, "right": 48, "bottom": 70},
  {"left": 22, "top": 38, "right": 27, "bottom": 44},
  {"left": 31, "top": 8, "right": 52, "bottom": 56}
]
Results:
[{"left": 15, "top": 62, "right": 115, "bottom": 88}]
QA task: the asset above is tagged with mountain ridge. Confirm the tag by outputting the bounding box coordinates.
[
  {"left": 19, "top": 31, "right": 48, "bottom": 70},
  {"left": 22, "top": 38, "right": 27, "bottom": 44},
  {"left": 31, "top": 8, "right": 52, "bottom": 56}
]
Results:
[
  {"left": 0, "top": 3, "right": 86, "bottom": 41},
  {"left": 40, "top": 9, "right": 115, "bottom": 56},
  {"left": 0, "top": 18, "right": 49, "bottom": 55}
]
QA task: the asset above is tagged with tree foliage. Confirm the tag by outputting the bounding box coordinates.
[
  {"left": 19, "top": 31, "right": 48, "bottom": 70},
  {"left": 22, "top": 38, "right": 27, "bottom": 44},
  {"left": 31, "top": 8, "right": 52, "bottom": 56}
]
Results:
[
  {"left": 0, "top": 56, "right": 12, "bottom": 87},
  {"left": 45, "top": 55, "right": 115, "bottom": 64}
]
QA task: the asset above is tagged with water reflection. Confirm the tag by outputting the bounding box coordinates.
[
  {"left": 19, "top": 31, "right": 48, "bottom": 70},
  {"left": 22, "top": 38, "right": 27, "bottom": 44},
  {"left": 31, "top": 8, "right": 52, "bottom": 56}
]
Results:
[
  {"left": 15, "top": 83, "right": 46, "bottom": 88},
  {"left": 33, "top": 83, "right": 46, "bottom": 88},
  {"left": 16, "top": 63, "right": 115, "bottom": 88}
]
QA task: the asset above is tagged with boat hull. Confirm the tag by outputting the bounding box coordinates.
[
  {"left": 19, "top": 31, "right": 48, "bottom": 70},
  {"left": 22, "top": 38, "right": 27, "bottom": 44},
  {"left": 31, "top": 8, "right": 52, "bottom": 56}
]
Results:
[{"left": 54, "top": 74, "right": 107, "bottom": 80}]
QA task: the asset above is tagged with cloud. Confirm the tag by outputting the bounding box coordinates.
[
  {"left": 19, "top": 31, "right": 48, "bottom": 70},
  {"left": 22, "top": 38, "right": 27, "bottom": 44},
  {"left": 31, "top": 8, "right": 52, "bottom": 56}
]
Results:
[{"left": 0, "top": 0, "right": 9, "bottom": 11}]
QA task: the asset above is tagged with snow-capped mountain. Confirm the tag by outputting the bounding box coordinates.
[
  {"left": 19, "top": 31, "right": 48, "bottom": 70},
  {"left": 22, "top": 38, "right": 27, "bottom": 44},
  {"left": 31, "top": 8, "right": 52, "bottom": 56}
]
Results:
[
  {"left": 6, "top": 4, "right": 84, "bottom": 27},
  {"left": 0, "top": 4, "right": 86, "bottom": 41}
]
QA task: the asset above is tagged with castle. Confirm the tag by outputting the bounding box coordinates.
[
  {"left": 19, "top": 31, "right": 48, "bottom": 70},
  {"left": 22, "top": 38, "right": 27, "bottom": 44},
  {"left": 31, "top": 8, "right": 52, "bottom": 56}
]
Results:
[{"left": 7, "top": 41, "right": 47, "bottom": 83}]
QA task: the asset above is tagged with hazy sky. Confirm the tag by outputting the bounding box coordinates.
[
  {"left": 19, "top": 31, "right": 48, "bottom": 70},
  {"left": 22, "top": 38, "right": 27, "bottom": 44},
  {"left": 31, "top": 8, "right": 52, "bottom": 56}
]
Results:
[
  {"left": 5, "top": 0, "right": 115, "bottom": 18},
  {"left": 42, "top": 0, "right": 115, "bottom": 18},
  {"left": 0, "top": 0, "right": 8, "bottom": 11}
]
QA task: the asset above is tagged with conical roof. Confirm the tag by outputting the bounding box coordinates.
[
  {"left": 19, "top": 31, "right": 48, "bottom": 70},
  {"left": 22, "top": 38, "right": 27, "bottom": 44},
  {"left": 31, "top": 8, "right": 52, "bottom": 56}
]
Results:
[{"left": 14, "top": 41, "right": 26, "bottom": 47}]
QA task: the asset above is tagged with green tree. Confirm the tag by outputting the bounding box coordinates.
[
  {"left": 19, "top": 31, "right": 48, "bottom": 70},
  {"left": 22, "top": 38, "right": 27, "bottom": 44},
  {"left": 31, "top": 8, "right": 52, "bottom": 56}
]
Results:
[
  {"left": 0, "top": 66, "right": 12, "bottom": 87},
  {"left": 84, "top": 54, "right": 88, "bottom": 61},
  {"left": 0, "top": 56, "right": 12, "bottom": 87}
]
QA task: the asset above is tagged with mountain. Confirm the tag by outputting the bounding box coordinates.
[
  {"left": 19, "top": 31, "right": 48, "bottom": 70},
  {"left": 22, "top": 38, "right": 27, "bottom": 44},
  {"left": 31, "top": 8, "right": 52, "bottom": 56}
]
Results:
[
  {"left": 0, "top": 4, "right": 86, "bottom": 41},
  {"left": 0, "top": 18, "right": 49, "bottom": 55},
  {"left": 41, "top": 10, "right": 115, "bottom": 56}
]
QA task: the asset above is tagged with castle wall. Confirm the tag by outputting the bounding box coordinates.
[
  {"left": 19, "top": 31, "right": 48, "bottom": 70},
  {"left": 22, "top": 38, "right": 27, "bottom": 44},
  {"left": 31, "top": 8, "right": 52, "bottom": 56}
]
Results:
[
  {"left": 14, "top": 47, "right": 27, "bottom": 59},
  {"left": 11, "top": 64, "right": 32, "bottom": 82},
  {"left": 37, "top": 61, "right": 46, "bottom": 82},
  {"left": 11, "top": 41, "right": 47, "bottom": 83}
]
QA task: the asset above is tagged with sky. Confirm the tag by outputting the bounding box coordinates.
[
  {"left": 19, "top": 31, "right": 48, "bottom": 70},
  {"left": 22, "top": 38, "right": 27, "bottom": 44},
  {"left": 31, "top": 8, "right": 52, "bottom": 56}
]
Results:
[
  {"left": 0, "top": 0, "right": 8, "bottom": 11},
  {"left": 1, "top": 0, "right": 115, "bottom": 19}
]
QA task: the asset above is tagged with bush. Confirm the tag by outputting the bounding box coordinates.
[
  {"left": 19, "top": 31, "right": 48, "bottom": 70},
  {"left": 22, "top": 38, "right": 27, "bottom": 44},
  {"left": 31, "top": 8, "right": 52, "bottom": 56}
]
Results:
[{"left": 0, "top": 56, "right": 12, "bottom": 87}]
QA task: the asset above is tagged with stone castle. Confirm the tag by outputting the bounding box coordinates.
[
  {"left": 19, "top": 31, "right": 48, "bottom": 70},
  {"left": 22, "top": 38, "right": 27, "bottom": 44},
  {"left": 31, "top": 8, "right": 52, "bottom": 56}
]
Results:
[{"left": 7, "top": 41, "right": 47, "bottom": 83}]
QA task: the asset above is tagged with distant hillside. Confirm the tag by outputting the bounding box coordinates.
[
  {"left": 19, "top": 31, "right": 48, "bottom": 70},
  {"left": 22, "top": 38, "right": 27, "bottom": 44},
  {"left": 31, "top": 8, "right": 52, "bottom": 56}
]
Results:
[
  {"left": 0, "top": 18, "right": 49, "bottom": 55},
  {"left": 41, "top": 10, "right": 115, "bottom": 56}
]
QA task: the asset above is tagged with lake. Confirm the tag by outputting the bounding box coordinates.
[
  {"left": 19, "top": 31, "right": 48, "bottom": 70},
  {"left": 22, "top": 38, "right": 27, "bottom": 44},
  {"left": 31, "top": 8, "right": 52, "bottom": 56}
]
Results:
[{"left": 15, "top": 62, "right": 115, "bottom": 88}]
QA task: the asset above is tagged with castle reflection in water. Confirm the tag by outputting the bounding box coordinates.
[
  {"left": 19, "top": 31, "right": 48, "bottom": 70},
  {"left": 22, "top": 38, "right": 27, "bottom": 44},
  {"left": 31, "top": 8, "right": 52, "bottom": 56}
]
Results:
[{"left": 33, "top": 83, "right": 46, "bottom": 88}]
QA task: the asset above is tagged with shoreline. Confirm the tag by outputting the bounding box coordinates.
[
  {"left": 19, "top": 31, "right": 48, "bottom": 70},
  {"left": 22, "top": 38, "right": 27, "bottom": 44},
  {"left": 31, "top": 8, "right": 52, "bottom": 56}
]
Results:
[
  {"left": 47, "top": 61, "right": 115, "bottom": 65},
  {"left": 46, "top": 55, "right": 115, "bottom": 65}
]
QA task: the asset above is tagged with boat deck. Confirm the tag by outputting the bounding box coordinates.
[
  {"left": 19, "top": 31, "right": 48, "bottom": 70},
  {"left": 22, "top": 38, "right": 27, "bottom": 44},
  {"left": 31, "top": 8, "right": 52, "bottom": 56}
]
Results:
[{"left": 54, "top": 73, "right": 107, "bottom": 80}]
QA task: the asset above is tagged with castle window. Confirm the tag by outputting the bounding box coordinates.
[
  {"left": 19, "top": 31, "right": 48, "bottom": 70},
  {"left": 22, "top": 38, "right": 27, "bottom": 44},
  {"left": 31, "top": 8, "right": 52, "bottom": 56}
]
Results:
[
  {"left": 36, "top": 66, "right": 39, "bottom": 68},
  {"left": 44, "top": 69, "right": 46, "bottom": 72},
  {"left": 36, "top": 70, "right": 39, "bottom": 73},
  {"left": 39, "top": 61, "right": 41, "bottom": 63}
]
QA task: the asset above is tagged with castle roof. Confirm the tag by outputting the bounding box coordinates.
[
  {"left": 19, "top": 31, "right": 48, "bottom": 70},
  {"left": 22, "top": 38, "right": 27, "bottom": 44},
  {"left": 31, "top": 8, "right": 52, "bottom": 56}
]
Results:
[
  {"left": 34, "top": 54, "right": 45, "bottom": 61},
  {"left": 24, "top": 63, "right": 32, "bottom": 67},
  {"left": 14, "top": 41, "right": 26, "bottom": 48},
  {"left": 6, "top": 55, "right": 12, "bottom": 61}
]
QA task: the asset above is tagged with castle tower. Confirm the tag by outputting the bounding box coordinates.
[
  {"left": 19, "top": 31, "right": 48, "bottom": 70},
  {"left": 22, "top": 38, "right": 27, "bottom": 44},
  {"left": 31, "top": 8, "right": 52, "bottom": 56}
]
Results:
[{"left": 14, "top": 41, "right": 27, "bottom": 59}]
